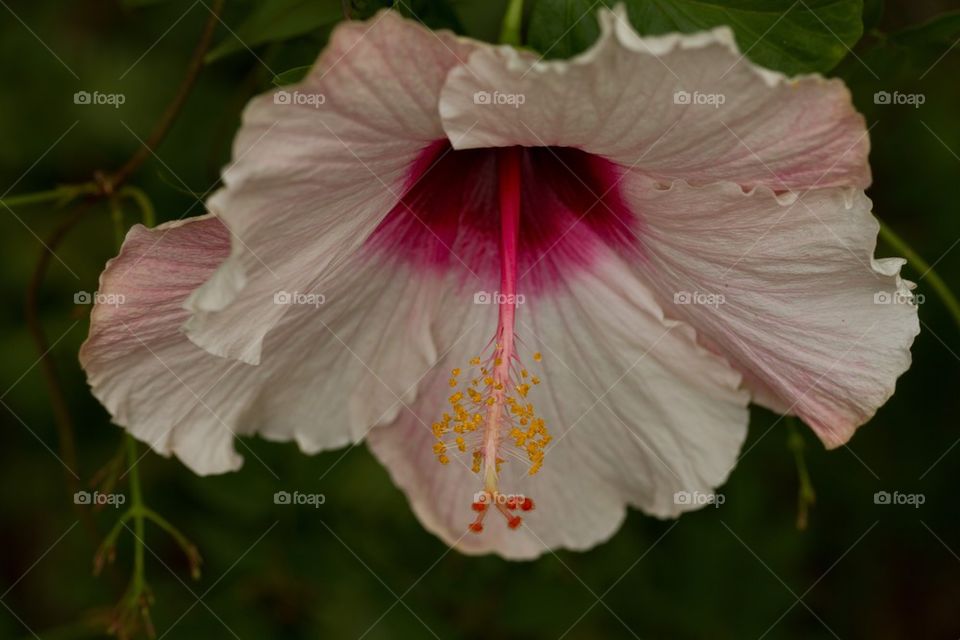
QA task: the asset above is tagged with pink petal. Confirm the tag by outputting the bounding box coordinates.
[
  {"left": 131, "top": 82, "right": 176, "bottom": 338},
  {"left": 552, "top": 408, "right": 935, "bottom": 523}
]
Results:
[
  {"left": 368, "top": 253, "right": 748, "bottom": 558},
  {"left": 623, "top": 177, "right": 919, "bottom": 446},
  {"left": 185, "top": 10, "right": 477, "bottom": 365},
  {"left": 439, "top": 6, "right": 869, "bottom": 190},
  {"left": 81, "top": 215, "right": 447, "bottom": 474}
]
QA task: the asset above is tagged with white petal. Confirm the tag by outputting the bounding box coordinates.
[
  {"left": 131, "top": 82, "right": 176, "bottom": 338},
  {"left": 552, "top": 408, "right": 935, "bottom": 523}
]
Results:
[
  {"left": 80, "top": 216, "right": 445, "bottom": 474},
  {"left": 185, "top": 10, "right": 476, "bottom": 364},
  {"left": 368, "top": 254, "right": 749, "bottom": 559},
  {"left": 623, "top": 177, "right": 919, "bottom": 446},
  {"left": 439, "top": 6, "right": 869, "bottom": 190}
]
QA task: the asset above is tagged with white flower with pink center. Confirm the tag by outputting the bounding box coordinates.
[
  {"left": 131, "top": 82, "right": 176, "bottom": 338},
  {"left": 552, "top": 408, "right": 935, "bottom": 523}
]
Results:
[{"left": 80, "top": 7, "right": 919, "bottom": 558}]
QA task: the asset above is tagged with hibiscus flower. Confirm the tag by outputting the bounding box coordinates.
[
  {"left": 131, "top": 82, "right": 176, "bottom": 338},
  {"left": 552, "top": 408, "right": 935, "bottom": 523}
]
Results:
[{"left": 81, "top": 7, "right": 919, "bottom": 558}]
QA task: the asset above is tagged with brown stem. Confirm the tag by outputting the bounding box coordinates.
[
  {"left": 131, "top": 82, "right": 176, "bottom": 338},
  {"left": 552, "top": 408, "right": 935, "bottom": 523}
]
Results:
[
  {"left": 109, "top": 0, "right": 225, "bottom": 190},
  {"left": 23, "top": 0, "right": 225, "bottom": 552},
  {"left": 24, "top": 203, "right": 94, "bottom": 492},
  {"left": 26, "top": 0, "right": 224, "bottom": 483},
  {"left": 22, "top": 200, "right": 123, "bottom": 584}
]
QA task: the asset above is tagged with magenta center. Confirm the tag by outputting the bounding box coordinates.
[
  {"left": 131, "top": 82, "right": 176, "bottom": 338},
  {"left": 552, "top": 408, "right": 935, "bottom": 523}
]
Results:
[{"left": 366, "top": 142, "right": 641, "bottom": 289}]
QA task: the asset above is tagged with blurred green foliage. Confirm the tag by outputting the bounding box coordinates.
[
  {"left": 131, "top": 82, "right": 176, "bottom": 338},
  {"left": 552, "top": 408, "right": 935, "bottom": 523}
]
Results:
[{"left": 1, "top": 0, "right": 959, "bottom": 638}]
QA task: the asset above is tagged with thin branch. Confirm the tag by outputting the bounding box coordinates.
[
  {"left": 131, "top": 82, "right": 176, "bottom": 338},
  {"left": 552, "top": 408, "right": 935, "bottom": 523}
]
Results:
[
  {"left": 109, "top": 0, "right": 225, "bottom": 190},
  {"left": 24, "top": 202, "right": 94, "bottom": 492}
]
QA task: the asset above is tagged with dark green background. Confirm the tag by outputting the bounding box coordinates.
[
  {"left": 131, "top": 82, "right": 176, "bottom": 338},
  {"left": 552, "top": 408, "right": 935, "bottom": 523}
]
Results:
[{"left": 2, "top": 0, "right": 959, "bottom": 638}]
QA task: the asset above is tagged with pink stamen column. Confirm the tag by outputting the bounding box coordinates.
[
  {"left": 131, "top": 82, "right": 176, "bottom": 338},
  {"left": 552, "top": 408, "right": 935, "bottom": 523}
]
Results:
[{"left": 481, "top": 147, "right": 522, "bottom": 495}]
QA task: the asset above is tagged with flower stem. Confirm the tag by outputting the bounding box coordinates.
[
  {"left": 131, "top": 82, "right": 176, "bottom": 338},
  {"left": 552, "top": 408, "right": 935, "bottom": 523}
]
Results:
[
  {"left": 108, "top": 194, "right": 126, "bottom": 249},
  {"left": 110, "top": 200, "right": 147, "bottom": 585},
  {"left": 142, "top": 508, "right": 202, "bottom": 580},
  {"left": 109, "top": 0, "right": 224, "bottom": 187},
  {"left": 499, "top": 0, "right": 524, "bottom": 46},
  {"left": 879, "top": 220, "right": 960, "bottom": 331},
  {"left": 125, "top": 435, "right": 147, "bottom": 589},
  {"left": 787, "top": 418, "right": 815, "bottom": 530},
  {"left": 119, "top": 186, "right": 156, "bottom": 227},
  {"left": 0, "top": 183, "right": 98, "bottom": 209}
]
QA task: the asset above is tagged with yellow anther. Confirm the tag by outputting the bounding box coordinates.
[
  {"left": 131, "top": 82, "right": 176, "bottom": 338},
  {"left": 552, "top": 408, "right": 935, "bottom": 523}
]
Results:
[
  {"left": 533, "top": 352, "right": 542, "bottom": 362},
  {"left": 471, "top": 451, "right": 482, "bottom": 473},
  {"left": 431, "top": 351, "right": 552, "bottom": 475}
]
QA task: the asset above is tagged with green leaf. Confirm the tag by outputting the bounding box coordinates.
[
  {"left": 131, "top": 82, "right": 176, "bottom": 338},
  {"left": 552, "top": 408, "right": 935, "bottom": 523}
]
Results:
[
  {"left": 272, "top": 65, "right": 313, "bottom": 86},
  {"left": 528, "top": 0, "right": 864, "bottom": 75},
  {"left": 838, "top": 10, "right": 960, "bottom": 82},
  {"left": 206, "top": 0, "right": 344, "bottom": 62},
  {"left": 527, "top": 0, "right": 604, "bottom": 59}
]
